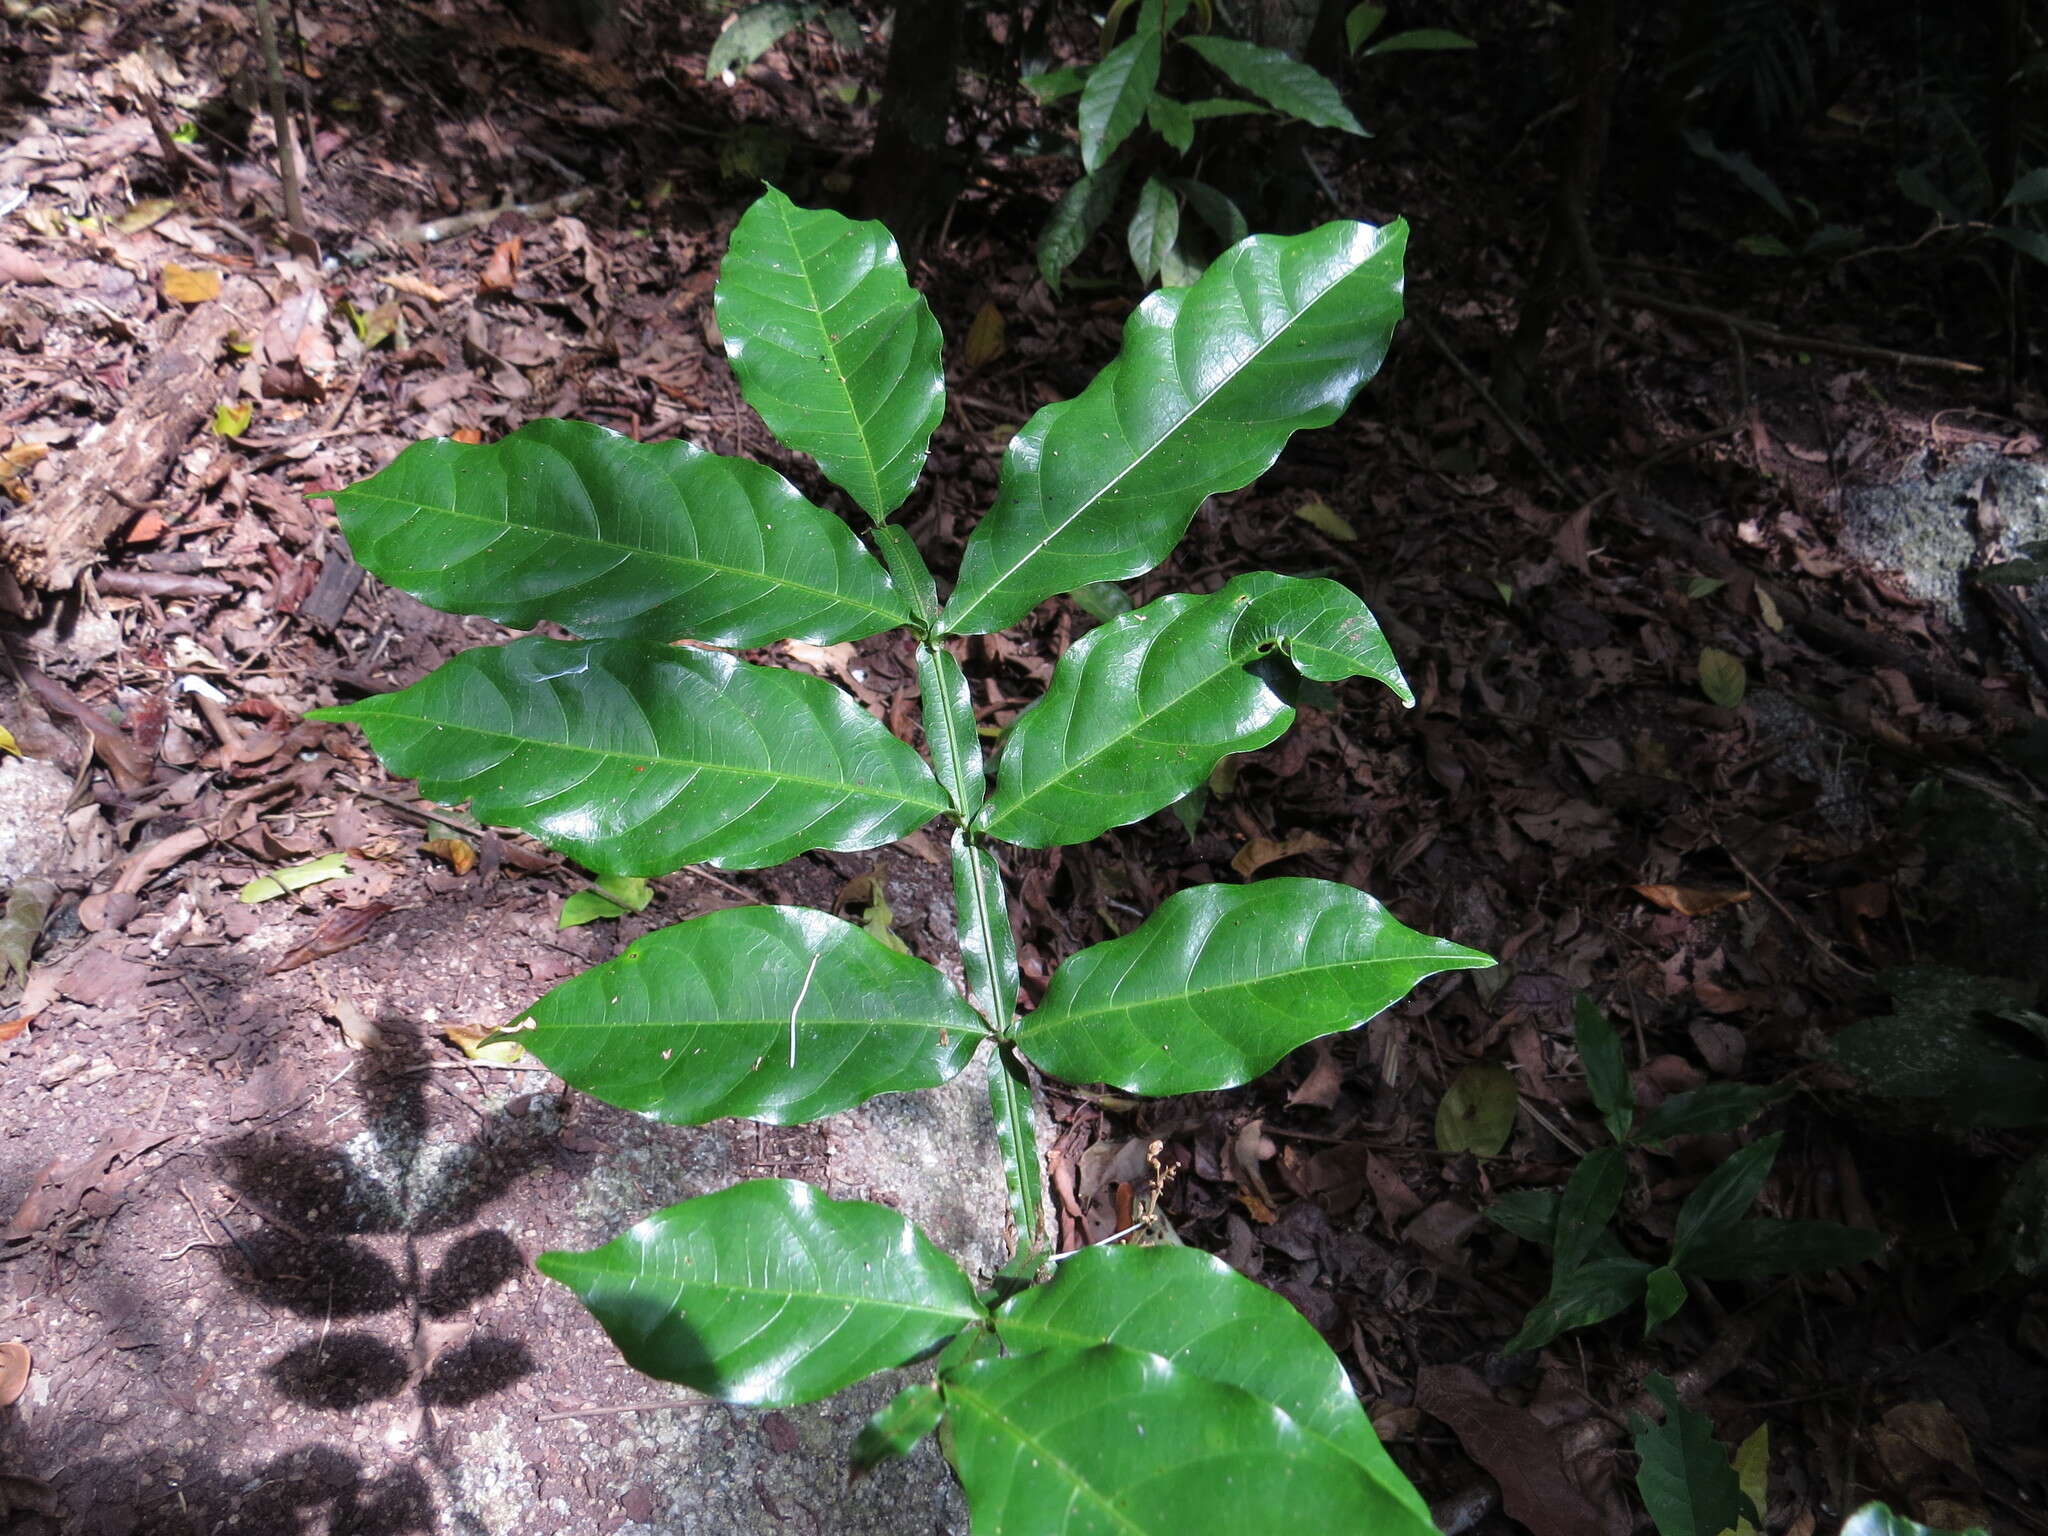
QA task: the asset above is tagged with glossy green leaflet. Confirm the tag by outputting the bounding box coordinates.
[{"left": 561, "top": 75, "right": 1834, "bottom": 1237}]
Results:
[{"left": 312, "top": 186, "right": 1488, "bottom": 1532}]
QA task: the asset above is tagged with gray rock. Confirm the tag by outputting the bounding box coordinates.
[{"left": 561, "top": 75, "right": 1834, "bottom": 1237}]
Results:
[
  {"left": 0, "top": 754, "right": 72, "bottom": 885},
  {"left": 1839, "top": 445, "right": 2048, "bottom": 626}
]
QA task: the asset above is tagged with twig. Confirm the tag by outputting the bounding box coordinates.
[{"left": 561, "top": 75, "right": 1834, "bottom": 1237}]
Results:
[
  {"left": 1609, "top": 284, "right": 1985, "bottom": 375},
  {"left": 1720, "top": 846, "right": 1868, "bottom": 978},
  {"left": 1413, "top": 313, "right": 1582, "bottom": 499},
  {"left": 537, "top": 1399, "right": 711, "bottom": 1422},
  {"left": 249, "top": 0, "right": 315, "bottom": 258},
  {"left": 333, "top": 188, "right": 594, "bottom": 268}
]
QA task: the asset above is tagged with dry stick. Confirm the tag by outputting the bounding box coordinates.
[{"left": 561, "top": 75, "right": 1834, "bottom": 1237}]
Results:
[
  {"left": 249, "top": 0, "right": 315, "bottom": 257},
  {"left": 334, "top": 188, "right": 594, "bottom": 268},
  {"left": 1607, "top": 285, "right": 1985, "bottom": 376},
  {"left": 1412, "top": 313, "right": 1584, "bottom": 500}
]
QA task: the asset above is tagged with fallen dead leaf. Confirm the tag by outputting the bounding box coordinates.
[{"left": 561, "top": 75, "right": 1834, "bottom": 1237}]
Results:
[
  {"left": 0, "top": 1342, "right": 29, "bottom": 1408},
  {"left": 1633, "top": 884, "right": 1751, "bottom": 917},
  {"left": 1294, "top": 497, "right": 1357, "bottom": 541},
  {"left": 161, "top": 262, "right": 222, "bottom": 304},
  {"left": 422, "top": 836, "right": 477, "bottom": 875},
  {"left": 1231, "top": 828, "right": 1332, "bottom": 877},
  {"left": 964, "top": 302, "right": 1005, "bottom": 368},
  {"left": 479, "top": 236, "right": 522, "bottom": 294},
  {"left": 1417, "top": 1365, "right": 1610, "bottom": 1536},
  {"left": 268, "top": 901, "right": 395, "bottom": 974},
  {"left": 383, "top": 271, "right": 453, "bottom": 305},
  {"left": 1286, "top": 1040, "right": 1345, "bottom": 1109}
]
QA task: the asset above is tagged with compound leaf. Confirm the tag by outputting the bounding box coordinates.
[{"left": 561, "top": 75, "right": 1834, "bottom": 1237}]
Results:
[
  {"left": 1180, "top": 35, "right": 1367, "bottom": 135},
  {"left": 1080, "top": 21, "right": 1162, "bottom": 173},
  {"left": 940, "top": 1344, "right": 1413, "bottom": 1533},
  {"left": 310, "top": 636, "right": 944, "bottom": 875},
  {"left": 536, "top": 1180, "right": 983, "bottom": 1407},
  {"left": 943, "top": 218, "right": 1406, "bottom": 636},
  {"left": 509, "top": 906, "right": 986, "bottom": 1127},
  {"left": 717, "top": 187, "right": 945, "bottom": 520},
  {"left": 992, "top": 1244, "right": 1436, "bottom": 1531},
  {"left": 982, "top": 573, "right": 1407, "bottom": 848},
  {"left": 1016, "top": 878, "right": 1491, "bottom": 1095},
  {"left": 331, "top": 419, "right": 909, "bottom": 647}
]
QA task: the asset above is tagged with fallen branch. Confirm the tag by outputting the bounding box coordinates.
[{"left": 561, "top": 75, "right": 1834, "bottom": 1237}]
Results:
[
  {"left": 333, "top": 188, "right": 593, "bottom": 268},
  {"left": 1610, "top": 284, "right": 1985, "bottom": 376},
  {"left": 0, "top": 277, "right": 263, "bottom": 600}
]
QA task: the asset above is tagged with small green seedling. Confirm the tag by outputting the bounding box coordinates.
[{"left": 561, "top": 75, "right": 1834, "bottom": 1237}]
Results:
[
  {"left": 1487, "top": 996, "right": 1880, "bottom": 1353},
  {"left": 310, "top": 184, "right": 1490, "bottom": 1530},
  {"left": 1028, "top": 0, "right": 1472, "bottom": 289}
]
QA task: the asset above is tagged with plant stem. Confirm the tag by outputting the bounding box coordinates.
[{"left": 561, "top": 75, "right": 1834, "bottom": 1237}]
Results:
[
  {"left": 915, "top": 632, "right": 1044, "bottom": 1249},
  {"left": 250, "top": 0, "right": 314, "bottom": 256}
]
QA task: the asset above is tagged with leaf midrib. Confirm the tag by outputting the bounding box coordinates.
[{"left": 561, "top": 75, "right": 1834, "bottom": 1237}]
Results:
[
  {"left": 1020, "top": 945, "right": 1461, "bottom": 1037},
  {"left": 983, "top": 620, "right": 1272, "bottom": 835},
  {"left": 340, "top": 698, "right": 947, "bottom": 815},
  {"left": 941, "top": 1373, "right": 1154, "bottom": 1536},
  {"left": 535, "top": 1010, "right": 977, "bottom": 1039},
  {"left": 566, "top": 1260, "right": 981, "bottom": 1325},
  {"left": 340, "top": 485, "right": 905, "bottom": 629},
  {"left": 947, "top": 238, "right": 1362, "bottom": 632},
  {"left": 993, "top": 1313, "right": 1373, "bottom": 1474},
  {"left": 762, "top": 195, "right": 887, "bottom": 510}
]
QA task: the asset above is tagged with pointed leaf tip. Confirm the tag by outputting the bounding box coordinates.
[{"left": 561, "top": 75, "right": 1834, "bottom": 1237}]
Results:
[
  {"left": 1017, "top": 878, "right": 1490, "bottom": 1095},
  {"left": 717, "top": 188, "right": 945, "bottom": 519}
]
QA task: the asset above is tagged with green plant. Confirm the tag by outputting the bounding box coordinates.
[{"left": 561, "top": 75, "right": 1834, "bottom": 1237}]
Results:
[
  {"left": 1631, "top": 1373, "right": 1760, "bottom": 1536},
  {"left": 1487, "top": 996, "right": 1882, "bottom": 1354},
  {"left": 1026, "top": 0, "right": 1471, "bottom": 289},
  {"left": 308, "top": 185, "right": 1491, "bottom": 1527}
]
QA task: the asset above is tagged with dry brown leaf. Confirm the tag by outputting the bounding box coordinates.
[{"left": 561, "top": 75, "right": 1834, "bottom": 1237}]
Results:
[
  {"left": 964, "top": 302, "right": 1005, "bottom": 369},
  {"left": 268, "top": 902, "right": 395, "bottom": 974},
  {"left": 161, "top": 262, "right": 222, "bottom": 304},
  {"left": 0, "top": 1342, "right": 28, "bottom": 1408},
  {"left": 383, "top": 272, "right": 453, "bottom": 304},
  {"left": 422, "top": 836, "right": 477, "bottom": 874},
  {"left": 1416, "top": 1365, "right": 1610, "bottom": 1536},
  {"left": 1231, "top": 828, "right": 1332, "bottom": 877},
  {"left": 1285, "top": 1040, "right": 1345, "bottom": 1110},
  {"left": 1633, "top": 884, "right": 1751, "bottom": 917},
  {"left": 479, "top": 236, "right": 523, "bottom": 293},
  {"left": 0, "top": 249, "right": 53, "bottom": 286}
]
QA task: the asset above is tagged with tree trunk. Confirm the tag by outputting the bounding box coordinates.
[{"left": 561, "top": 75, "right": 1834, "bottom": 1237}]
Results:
[
  {"left": 859, "top": 0, "right": 964, "bottom": 264},
  {"left": 1494, "top": 0, "right": 1617, "bottom": 418}
]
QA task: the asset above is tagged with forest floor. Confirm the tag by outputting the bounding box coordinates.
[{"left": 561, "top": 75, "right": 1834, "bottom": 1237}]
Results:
[{"left": 2, "top": 1, "right": 2047, "bottom": 1533}]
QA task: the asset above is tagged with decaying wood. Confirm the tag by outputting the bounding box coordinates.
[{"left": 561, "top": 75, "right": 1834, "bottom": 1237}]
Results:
[{"left": 0, "top": 278, "right": 261, "bottom": 598}]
